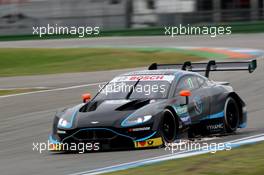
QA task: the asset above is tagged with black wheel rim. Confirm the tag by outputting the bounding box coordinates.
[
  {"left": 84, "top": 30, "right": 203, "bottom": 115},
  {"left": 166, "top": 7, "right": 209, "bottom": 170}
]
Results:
[
  {"left": 162, "top": 111, "right": 176, "bottom": 142},
  {"left": 226, "top": 100, "right": 239, "bottom": 130}
]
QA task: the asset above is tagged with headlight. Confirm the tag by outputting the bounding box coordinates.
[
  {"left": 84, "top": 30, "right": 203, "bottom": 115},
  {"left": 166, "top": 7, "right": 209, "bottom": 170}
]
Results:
[
  {"left": 121, "top": 115, "right": 152, "bottom": 127},
  {"left": 58, "top": 118, "right": 71, "bottom": 128}
]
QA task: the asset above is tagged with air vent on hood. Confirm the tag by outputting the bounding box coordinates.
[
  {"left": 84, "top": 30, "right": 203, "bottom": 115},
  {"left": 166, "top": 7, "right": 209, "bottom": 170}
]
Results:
[
  {"left": 116, "top": 99, "right": 150, "bottom": 111},
  {"left": 80, "top": 101, "right": 102, "bottom": 112}
]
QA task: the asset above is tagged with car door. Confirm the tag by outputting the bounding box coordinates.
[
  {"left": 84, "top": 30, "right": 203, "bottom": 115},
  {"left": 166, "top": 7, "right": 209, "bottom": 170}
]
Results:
[
  {"left": 192, "top": 75, "right": 211, "bottom": 123},
  {"left": 174, "top": 75, "right": 210, "bottom": 124}
]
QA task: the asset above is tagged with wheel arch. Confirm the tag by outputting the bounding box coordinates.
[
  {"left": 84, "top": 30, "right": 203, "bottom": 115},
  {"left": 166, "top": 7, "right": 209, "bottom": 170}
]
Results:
[
  {"left": 164, "top": 106, "right": 182, "bottom": 128},
  {"left": 159, "top": 106, "right": 180, "bottom": 142},
  {"left": 165, "top": 106, "right": 179, "bottom": 120},
  {"left": 226, "top": 92, "right": 245, "bottom": 125}
]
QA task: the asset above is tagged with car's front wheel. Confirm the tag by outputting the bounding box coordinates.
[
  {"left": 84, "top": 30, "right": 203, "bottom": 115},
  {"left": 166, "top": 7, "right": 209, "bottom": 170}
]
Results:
[
  {"left": 160, "top": 109, "right": 178, "bottom": 144},
  {"left": 224, "top": 97, "right": 240, "bottom": 133}
]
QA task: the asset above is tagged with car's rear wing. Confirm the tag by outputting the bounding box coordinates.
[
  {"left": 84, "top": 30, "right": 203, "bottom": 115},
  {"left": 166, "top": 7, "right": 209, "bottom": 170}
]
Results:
[{"left": 148, "top": 59, "right": 257, "bottom": 78}]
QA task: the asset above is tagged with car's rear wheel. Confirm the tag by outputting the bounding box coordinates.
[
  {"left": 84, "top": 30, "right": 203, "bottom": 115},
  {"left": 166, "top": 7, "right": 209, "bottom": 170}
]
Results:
[
  {"left": 224, "top": 97, "right": 240, "bottom": 133},
  {"left": 160, "top": 109, "right": 178, "bottom": 143}
]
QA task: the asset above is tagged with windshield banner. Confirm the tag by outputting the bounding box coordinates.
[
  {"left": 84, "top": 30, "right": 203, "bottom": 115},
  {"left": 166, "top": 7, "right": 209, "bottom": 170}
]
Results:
[{"left": 111, "top": 75, "right": 175, "bottom": 83}]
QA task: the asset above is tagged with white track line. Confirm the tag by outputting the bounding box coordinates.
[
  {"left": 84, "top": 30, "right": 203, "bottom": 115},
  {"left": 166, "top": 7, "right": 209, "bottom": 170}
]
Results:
[
  {"left": 0, "top": 87, "right": 48, "bottom": 90},
  {"left": 0, "top": 81, "right": 107, "bottom": 99}
]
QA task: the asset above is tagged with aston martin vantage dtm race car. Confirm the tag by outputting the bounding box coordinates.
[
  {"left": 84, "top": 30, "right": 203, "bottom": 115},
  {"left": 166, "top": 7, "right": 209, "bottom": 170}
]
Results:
[{"left": 49, "top": 59, "right": 257, "bottom": 152}]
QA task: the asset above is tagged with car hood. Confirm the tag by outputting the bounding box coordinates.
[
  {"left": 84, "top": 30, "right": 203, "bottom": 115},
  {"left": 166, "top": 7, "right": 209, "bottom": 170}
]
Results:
[{"left": 57, "top": 99, "right": 166, "bottom": 129}]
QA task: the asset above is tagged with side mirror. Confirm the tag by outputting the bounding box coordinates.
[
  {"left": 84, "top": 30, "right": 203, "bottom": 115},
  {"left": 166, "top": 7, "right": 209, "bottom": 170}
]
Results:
[
  {"left": 179, "top": 90, "right": 191, "bottom": 105},
  {"left": 82, "top": 93, "right": 91, "bottom": 103},
  {"left": 179, "top": 90, "right": 191, "bottom": 97}
]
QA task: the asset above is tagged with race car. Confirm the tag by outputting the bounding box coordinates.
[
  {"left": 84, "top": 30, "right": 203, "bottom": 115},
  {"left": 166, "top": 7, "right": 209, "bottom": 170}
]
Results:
[{"left": 49, "top": 59, "right": 257, "bottom": 152}]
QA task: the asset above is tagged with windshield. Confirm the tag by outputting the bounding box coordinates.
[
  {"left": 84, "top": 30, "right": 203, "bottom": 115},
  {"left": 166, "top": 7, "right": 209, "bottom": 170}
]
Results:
[{"left": 94, "top": 75, "right": 174, "bottom": 100}]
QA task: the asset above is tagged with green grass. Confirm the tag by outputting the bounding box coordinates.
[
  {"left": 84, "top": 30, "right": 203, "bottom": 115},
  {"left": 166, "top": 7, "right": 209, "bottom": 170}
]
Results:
[
  {"left": 0, "top": 48, "right": 204, "bottom": 77},
  {"left": 105, "top": 142, "right": 264, "bottom": 175},
  {"left": 0, "top": 88, "right": 46, "bottom": 96}
]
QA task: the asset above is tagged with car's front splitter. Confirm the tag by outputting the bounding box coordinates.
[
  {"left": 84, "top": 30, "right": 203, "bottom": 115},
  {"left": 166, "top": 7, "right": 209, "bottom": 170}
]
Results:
[{"left": 48, "top": 128, "right": 163, "bottom": 152}]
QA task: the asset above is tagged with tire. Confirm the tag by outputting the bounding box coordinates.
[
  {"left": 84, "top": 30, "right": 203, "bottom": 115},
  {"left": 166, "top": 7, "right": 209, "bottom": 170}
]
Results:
[
  {"left": 224, "top": 97, "right": 240, "bottom": 133},
  {"left": 160, "top": 109, "right": 178, "bottom": 143}
]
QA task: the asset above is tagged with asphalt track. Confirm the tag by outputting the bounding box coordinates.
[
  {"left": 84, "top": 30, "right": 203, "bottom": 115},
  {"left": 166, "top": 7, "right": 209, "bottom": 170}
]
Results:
[{"left": 0, "top": 34, "right": 264, "bottom": 175}]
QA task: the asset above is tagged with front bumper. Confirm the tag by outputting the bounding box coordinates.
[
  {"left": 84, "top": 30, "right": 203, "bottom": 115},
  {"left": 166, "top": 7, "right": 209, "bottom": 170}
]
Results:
[{"left": 49, "top": 127, "right": 163, "bottom": 152}]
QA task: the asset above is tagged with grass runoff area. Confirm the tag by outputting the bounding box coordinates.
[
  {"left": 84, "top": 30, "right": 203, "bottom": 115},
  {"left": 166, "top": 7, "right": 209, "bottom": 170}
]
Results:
[
  {"left": 105, "top": 142, "right": 264, "bottom": 175},
  {"left": 0, "top": 48, "right": 204, "bottom": 77},
  {"left": 0, "top": 88, "right": 46, "bottom": 96}
]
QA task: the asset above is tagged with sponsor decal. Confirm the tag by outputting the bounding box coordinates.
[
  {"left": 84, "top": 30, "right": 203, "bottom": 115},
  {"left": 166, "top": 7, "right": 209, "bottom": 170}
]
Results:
[
  {"left": 175, "top": 105, "right": 188, "bottom": 115},
  {"left": 128, "top": 127, "right": 151, "bottom": 132},
  {"left": 111, "top": 75, "right": 175, "bottom": 83},
  {"left": 187, "top": 78, "right": 194, "bottom": 89},
  {"left": 206, "top": 123, "right": 224, "bottom": 130},
  {"left": 134, "top": 137, "right": 163, "bottom": 148},
  {"left": 49, "top": 143, "right": 63, "bottom": 151},
  {"left": 129, "top": 75, "right": 165, "bottom": 81},
  {"left": 174, "top": 105, "right": 191, "bottom": 124},
  {"left": 181, "top": 116, "right": 191, "bottom": 123},
  {"left": 193, "top": 96, "right": 203, "bottom": 115}
]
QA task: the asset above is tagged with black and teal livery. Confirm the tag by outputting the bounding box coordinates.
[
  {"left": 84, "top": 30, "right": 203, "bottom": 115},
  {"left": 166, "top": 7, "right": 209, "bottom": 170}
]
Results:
[{"left": 49, "top": 59, "right": 257, "bottom": 151}]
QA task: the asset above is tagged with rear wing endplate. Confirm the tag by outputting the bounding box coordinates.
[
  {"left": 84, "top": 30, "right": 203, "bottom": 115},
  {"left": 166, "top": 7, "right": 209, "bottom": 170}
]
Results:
[{"left": 148, "top": 59, "right": 257, "bottom": 78}]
